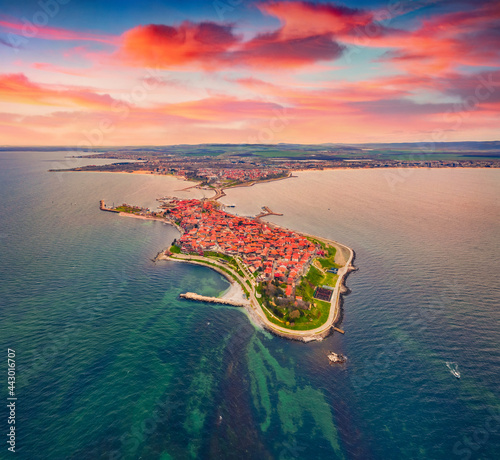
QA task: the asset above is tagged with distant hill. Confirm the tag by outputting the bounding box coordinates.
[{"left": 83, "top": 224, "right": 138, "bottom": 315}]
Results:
[{"left": 2, "top": 141, "right": 500, "bottom": 160}]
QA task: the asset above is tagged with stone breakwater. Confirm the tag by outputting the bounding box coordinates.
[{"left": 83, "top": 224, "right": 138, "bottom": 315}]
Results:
[{"left": 180, "top": 292, "right": 247, "bottom": 307}]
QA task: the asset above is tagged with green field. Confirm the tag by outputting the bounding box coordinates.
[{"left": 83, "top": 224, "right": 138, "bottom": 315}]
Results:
[
  {"left": 115, "top": 205, "right": 141, "bottom": 213},
  {"left": 169, "top": 245, "right": 181, "bottom": 254},
  {"left": 77, "top": 141, "right": 500, "bottom": 163},
  {"left": 250, "top": 149, "right": 317, "bottom": 158},
  {"left": 203, "top": 251, "right": 243, "bottom": 274}
]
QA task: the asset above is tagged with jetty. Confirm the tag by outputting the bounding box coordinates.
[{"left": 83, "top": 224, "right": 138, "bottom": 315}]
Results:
[
  {"left": 180, "top": 292, "right": 247, "bottom": 307},
  {"left": 99, "top": 200, "right": 119, "bottom": 213},
  {"left": 255, "top": 206, "right": 284, "bottom": 219},
  {"left": 210, "top": 188, "right": 226, "bottom": 201}
]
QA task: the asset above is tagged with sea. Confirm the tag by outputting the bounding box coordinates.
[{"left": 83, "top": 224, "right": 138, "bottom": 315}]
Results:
[{"left": 0, "top": 150, "right": 499, "bottom": 460}]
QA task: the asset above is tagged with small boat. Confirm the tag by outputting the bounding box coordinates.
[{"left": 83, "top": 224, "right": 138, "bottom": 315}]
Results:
[
  {"left": 328, "top": 351, "right": 347, "bottom": 364},
  {"left": 446, "top": 362, "right": 461, "bottom": 379}
]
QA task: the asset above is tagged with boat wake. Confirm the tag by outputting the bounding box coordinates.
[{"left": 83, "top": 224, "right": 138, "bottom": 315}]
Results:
[{"left": 446, "top": 362, "right": 461, "bottom": 379}]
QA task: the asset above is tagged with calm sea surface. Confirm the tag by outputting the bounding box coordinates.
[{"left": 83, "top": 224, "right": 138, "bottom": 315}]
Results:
[{"left": 0, "top": 151, "right": 499, "bottom": 460}]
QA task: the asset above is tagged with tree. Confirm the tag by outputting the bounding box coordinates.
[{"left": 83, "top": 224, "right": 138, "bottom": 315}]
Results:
[{"left": 290, "top": 310, "right": 300, "bottom": 320}]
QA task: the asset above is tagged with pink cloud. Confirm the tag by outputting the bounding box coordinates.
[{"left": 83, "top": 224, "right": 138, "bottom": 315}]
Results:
[
  {"left": 258, "top": 1, "right": 375, "bottom": 38},
  {"left": 367, "top": 2, "right": 500, "bottom": 73},
  {"left": 0, "top": 73, "right": 118, "bottom": 109},
  {"left": 32, "top": 62, "right": 85, "bottom": 76},
  {"left": 0, "top": 18, "right": 119, "bottom": 45},
  {"left": 119, "top": 22, "right": 239, "bottom": 69},
  {"left": 117, "top": 15, "right": 346, "bottom": 70}
]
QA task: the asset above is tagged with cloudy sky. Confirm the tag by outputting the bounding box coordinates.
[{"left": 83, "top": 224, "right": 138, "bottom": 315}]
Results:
[{"left": 0, "top": 0, "right": 499, "bottom": 146}]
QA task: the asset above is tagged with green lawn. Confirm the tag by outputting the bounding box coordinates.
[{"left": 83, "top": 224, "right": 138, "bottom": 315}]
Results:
[
  {"left": 324, "top": 273, "right": 338, "bottom": 286},
  {"left": 307, "top": 236, "right": 325, "bottom": 249},
  {"left": 295, "top": 278, "right": 314, "bottom": 302},
  {"left": 305, "top": 265, "right": 323, "bottom": 286},
  {"left": 115, "top": 205, "right": 141, "bottom": 213},
  {"left": 259, "top": 298, "right": 332, "bottom": 331},
  {"left": 203, "top": 251, "right": 239, "bottom": 270},
  {"left": 259, "top": 260, "right": 338, "bottom": 331},
  {"left": 296, "top": 258, "right": 338, "bottom": 303},
  {"left": 316, "top": 246, "right": 338, "bottom": 270}
]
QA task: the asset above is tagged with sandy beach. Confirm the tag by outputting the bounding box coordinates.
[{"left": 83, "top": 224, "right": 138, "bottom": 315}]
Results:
[{"left": 219, "top": 280, "right": 248, "bottom": 304}]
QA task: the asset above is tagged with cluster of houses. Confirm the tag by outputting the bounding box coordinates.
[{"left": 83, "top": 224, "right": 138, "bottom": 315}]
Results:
[
  {"left": 189, "top": 167, "right": 286, "bottom": 182},
  {"left": 166, "top": 199, "right": 317, "bottom": 288}
]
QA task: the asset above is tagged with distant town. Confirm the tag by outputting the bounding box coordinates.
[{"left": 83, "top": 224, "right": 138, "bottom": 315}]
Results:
[{"left": 52, "top": 142, "right": 500, "bottom": 189}]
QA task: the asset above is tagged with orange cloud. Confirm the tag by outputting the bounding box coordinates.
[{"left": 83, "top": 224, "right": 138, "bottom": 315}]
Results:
[
  {"left": 258, "top": 1, "right": 375, "bottom": 38},
  {"left": 32, "top": 62, "right": 85, "bottom": 76},
  {"left": 0, "top": 73, "right": 117, "bottom": 110},
  {"left": 2, "top": 0, "right": 499, "bottom": 148},
  {"left": 120, "top": 22, "right": 239, "bottom": 69},
  {"left": 156, "top": 96, "right": 285, "bottom": 122},
  {"left": 367, "top": 2, "right": 500, "bottom": 74},
  {"left": 236, "top": 75, "right": 411, "bottom": 109},
  {"left": 2, "top": 66, "right": 498, "bottom": 146},
  {"left": 254, "top": 1, "right": 500, "bottom": 75},
  {"left": 118, "top": 16, "right": 346, "bottom": 70}
]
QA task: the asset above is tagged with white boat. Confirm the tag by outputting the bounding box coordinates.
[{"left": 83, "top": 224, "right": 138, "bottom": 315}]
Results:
[{"left": 446, "top": 362, "right": 461, "bottom": 379}]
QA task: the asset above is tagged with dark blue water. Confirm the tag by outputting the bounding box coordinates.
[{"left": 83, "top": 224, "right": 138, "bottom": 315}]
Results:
[{"left": 1, "top": 151, "right": 499, "bottom": 459}]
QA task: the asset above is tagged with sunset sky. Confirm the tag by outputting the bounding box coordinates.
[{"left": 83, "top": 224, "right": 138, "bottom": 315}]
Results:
[{"left": 0, "top": 0, "right": 499, "bottom": 146}]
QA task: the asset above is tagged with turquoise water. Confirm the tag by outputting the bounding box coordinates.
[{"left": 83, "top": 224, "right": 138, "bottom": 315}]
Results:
[{"left": 1, "top": 151, "right": 499, "bottom": 459}]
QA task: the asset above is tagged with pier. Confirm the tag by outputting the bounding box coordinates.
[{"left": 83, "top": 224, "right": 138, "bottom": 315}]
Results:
[
  {"left": 255, "top": 206, "right": 284, "bottom": 219},
  {"left": 210, "top": 188, "right": 226, "bottom": 201},
  {"left": 99, "top": 200, "right": 119, "bottom": 213},
  {"left": 180, "top": 292, "right": 246, "bottom": 307}
]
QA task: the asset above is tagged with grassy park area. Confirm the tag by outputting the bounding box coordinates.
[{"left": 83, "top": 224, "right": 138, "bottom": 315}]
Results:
[{"left": 115, "top": 205, "right": 142, "bottom": 214}]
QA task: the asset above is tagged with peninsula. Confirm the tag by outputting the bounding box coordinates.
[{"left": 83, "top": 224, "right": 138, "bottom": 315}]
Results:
[{"left": 100, "top": 189, "right": 356, "bottom": 342}]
